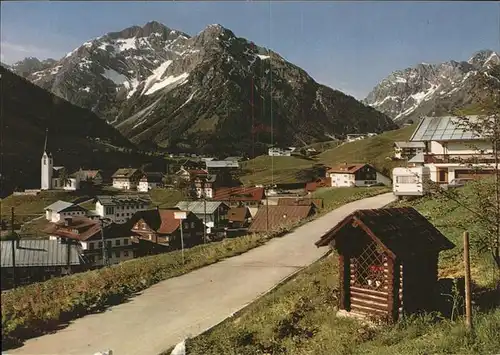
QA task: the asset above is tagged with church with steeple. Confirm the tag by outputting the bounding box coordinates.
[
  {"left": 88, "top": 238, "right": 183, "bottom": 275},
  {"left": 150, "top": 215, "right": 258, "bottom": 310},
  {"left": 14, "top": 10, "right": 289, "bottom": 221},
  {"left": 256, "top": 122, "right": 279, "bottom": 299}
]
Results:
[{"left": 41, "top": 129, "right": 80, "bottom": 191}]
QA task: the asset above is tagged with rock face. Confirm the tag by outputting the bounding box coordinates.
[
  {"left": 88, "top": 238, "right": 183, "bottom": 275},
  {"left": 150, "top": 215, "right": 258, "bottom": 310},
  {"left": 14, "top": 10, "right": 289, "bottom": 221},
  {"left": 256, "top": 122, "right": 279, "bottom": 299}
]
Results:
[
  {"left": 10, "top": 21, "right": 396, "bottom": 156},
  {"left": 364, "top": 50, "right": 500, "bottom": 123}
]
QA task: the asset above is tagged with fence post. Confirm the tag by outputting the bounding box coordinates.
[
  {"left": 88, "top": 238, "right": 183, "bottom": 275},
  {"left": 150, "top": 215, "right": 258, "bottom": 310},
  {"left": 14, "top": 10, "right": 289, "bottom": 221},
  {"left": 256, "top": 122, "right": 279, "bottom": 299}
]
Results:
[
  {"left": 11, "top": 207, "right": 17, "bottom": 288},
  {"left": 463, "top": 231, "right": 473, "bottom": 331}
]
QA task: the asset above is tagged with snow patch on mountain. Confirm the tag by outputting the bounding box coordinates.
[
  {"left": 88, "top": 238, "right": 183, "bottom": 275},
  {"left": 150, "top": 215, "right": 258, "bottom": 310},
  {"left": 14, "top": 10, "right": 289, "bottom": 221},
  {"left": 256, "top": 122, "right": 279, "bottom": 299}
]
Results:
[
  {"left": 102, "top": 68, "right": 129, "bottom": 86},
  {"left": 144, "top": 72, "right": 189, "bottom": 96}
]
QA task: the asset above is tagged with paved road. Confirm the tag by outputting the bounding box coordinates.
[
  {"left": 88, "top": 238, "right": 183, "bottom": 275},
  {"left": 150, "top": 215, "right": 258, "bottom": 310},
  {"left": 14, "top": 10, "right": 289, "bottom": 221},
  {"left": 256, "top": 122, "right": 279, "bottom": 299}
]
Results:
[{"left": 5, "top": 193, "right": 396, "bottom": 355}]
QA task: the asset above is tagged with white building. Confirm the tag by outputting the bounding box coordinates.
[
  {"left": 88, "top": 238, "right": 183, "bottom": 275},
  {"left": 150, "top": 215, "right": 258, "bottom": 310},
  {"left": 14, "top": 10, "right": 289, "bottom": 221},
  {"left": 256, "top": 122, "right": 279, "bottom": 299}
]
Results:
[
  {"left": 392, "top": 166, "right": 431, "bottom": 197},
  {"left": 137, "top": 172, "right": 164, "bottom": 192},
  {"left": 111, "top": 168, "right": 143, "bottom": 190},
  {"left": 268, "top": 147, "right": 293, "bottom": 156},
  {"left": 408, "top": 115, "right": 496, "bottom": 184},
  {"left": 44, "top": 200, "right": 88, "bottom": 223},
  {"left": 95, "top": 195, "right": 151, "bottom": 224},
  {"left": 326, "top": 163, "right": 392, "bottom": 187},
  {"left": 345, "top": 133, "right": 376, "bottom": 142}
]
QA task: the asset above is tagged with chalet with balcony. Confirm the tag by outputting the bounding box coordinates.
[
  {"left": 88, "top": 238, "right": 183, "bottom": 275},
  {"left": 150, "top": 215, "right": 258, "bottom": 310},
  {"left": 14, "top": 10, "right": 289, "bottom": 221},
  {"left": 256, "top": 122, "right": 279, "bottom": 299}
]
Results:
[
  {"left": 326, "top": 164, "right": 391, "bottom": 187},
  {"left": 408, "top": 115, "right": 496, "bottom": 184},
  {"left": 111, "top": 168, "right": 143, "bottom": 190},
  {"left": 43, "top": 217, "right": 136, "bottom": 266},
  {"left": 130, "top": 208, "right": 204, "bottom": 250},
  {"left": 175, "top": 201, "right": 229, "bottom": 233},
  {"left": 227, "top": 207, "right": 252, "bottom": 228},
  {"left": 175, "top": 166, "right": 209, "bottom": 182},
  {"left": 192, "top": 174, "right": 218, "bottom": 198}
]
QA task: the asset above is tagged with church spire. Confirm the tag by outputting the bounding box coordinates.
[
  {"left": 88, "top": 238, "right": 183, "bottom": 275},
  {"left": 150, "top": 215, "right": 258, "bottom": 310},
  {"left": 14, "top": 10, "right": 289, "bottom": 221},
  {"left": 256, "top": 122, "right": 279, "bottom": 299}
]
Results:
[{"left": 43, "top": 128, "right": 48, "bottom": 153}]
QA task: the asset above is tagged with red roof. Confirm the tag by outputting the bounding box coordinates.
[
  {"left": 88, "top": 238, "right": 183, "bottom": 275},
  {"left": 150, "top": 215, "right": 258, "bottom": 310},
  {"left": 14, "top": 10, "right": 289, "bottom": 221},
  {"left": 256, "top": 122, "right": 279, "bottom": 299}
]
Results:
[
  {"left": 213, "top": 187, "right": 265, "bottom": 202},
  {"left": 133, "top": 209, "right": 194, "bottom": 234},
  {"left": 43, "top": 217, "right": 101, "bottom": 241},
  {"left": 305, "top": 178, "right": 330, "bottom": 192},
  {"left": 326, "top": 163, "right": 368, "bottom": 174},
  {"left": 228, "top": 207, "right": 252, "bottom": 222}
]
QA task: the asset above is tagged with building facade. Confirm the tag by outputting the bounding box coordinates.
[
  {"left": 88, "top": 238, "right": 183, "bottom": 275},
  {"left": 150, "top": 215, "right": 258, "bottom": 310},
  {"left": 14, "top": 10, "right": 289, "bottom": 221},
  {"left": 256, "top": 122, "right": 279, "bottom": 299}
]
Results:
[
  {"left": 95, "top": 195, "right": 151, "bottom": 224},
  {"left": 111, "top": 168, "right": 143, "bottom": 190},
  {"left": 326, "top": 164, "right": 392, "bottom": 187}
]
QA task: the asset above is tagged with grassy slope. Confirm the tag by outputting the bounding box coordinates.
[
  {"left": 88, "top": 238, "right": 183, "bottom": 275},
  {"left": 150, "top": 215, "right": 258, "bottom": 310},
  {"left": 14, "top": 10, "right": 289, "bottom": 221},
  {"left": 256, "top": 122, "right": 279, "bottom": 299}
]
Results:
[
  {"left": 149, "top": 188, "right": 184, "bottom": 208},
  {"left": 186, "top": 182, "right": 500, "bottom": 355},
  {"left": 318, "top": 124, "right": 416, "bottom": 175},
  {"left": 238, "top": 124, "right": 416, "bottom": 185}
]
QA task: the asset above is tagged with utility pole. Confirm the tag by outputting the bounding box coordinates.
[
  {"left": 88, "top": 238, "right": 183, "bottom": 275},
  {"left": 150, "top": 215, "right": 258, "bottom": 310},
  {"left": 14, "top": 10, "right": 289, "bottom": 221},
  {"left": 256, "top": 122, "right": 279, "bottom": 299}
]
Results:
[
  {"left": 180, "top": 218, "right": 185, "bottom": 264},
  {"left": 100, "top": 219, "right": 107, "bottom": 266},
  {"left": 10, "top": 207, "right": 17, "bottom": 288},
  {"left": 464, "top": 231, "right": 473, "bottom": 331},
  {"left": 266, "top": 193, "right": 269, "bottom": 232},
  {"left": 203, "top": 195, "right": 207, "bottom": 244}
]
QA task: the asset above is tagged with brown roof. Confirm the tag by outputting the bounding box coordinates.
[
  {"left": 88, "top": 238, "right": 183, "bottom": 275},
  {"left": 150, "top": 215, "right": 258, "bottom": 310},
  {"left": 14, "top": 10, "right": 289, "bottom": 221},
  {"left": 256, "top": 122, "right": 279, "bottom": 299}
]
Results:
[
  {"left": 305, "top": 178, "right": 329, "bottom": 192},
  {"left": 81, "top": 170, "right": 101, "bottom": 179},
  {"left": 112, "top": 168, "right": 141, "bottom": 178},
  {"left": 43, "top": 217, "right": 101, "bottom": 241},
  {"left": 214, "top": 187, "right": 265, "bottom": 202},
  {"left": 43, "top": 217, "right": 134, "bottom": 242},
  {"left": 228, "top": 207, "right": 251, "bottom": 222},
  {"left": 326, "top": 163, "right": 367, "bottom": 174},
  {"left": 315, "top": 207, "right": 455, "bottom": 257},
  {"left": 248, "top": 205, "right": 315, "bottom": 233},
  {"left": 278, "top": 198, "right": 324, "bottom": 209},
  {"left": 132, "top": 209, "right": 194, "bottom": 235}
]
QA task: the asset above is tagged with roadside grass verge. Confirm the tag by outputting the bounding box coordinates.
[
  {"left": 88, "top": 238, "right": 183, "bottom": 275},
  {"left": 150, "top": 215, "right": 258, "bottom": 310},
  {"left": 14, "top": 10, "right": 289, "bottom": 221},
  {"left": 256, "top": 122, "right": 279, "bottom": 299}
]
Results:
[
  {"left": 183, "top": 182, "right": 500, "bottom": 355},
  {"left": 185, "top": 255, "right": 500, "bottom": 355},
  {"left": 1, "top": 187, "right": 389, "bottom": 350},
  {"left": 312, "top": 186, "right": 390, "bottom": 212}
]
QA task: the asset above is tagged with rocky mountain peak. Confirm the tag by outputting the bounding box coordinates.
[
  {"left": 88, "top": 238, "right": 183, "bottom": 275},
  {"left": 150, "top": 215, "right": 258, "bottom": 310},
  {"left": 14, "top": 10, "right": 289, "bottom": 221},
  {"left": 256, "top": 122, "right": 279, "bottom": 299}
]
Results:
[{"left": 364, "top": 49, "right": 499, "bottom": 123}]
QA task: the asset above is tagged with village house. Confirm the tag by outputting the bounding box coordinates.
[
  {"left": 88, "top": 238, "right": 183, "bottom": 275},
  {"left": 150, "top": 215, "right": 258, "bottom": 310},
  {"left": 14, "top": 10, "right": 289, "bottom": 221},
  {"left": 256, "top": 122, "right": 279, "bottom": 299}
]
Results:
[
  {"left": 43, "top": 217, "right": 135, "bottom": 266},
  {"left": 137, "top": 172, "right": 164, "bottom": 192},
  {"left": 111, "top": 168, "right": 143, "bottom": 190},
  {"left": 213, "top": 187, "right": 265, "bottom": 207},
  {"left": 94, "top": 195, "right": 151, "bottom": 224},
  {"left": 405, "top": 115, "right": 496, "bottom": 184},
  {"left": 248, "top": 204, "right": 316, "bottom": 233},
  {"left": 315, "top": 207, "right": 454, "bottom": 322},
  {"left": 393, "top": 141, "right": 426, "bottom": 160},
  {"left": 326, "top": 163, "right": 392, "bottom": 187},
  {"left": 345, "top": 133, "right": 376, "bottom": 142},
  {"left": 74, "top": 169, "right": 103, "bottom": 185},
  {"left": 1, "top": 239, "right": 89, "bottom": 290},
  {"left": 175, "top": 201, "right": 229, "bottom": 233},
  {"left": 227, "top": 207, "right": 252, "bottom": 228},
  {"left": 192, "top": 174, "right": 218, "bottom": 198},
  {"left": 175, "top": 166, "right": 208, "bottom": 182},
  {"left": 44, "top": 200, "right": 88, "bottom": 223},
  {"left": 130, "top": 208, "right": 204, "bottom": 250},
  {"left": 305, "top": 177, "right": 330, "bottom": 193}
]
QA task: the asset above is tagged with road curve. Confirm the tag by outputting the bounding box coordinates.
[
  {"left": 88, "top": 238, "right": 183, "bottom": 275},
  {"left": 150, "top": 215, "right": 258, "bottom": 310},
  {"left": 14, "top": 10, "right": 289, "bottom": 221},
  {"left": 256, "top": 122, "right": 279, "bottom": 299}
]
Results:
[{"left": 5, "top": 192, "right": 396, "bottom": 355}]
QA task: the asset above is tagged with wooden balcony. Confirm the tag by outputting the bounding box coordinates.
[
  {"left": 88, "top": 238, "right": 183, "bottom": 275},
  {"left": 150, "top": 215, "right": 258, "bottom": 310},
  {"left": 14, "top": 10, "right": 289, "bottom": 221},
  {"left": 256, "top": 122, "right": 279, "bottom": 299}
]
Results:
[{"left": 424, "top": 154, "right": 497, "bottom": 164}]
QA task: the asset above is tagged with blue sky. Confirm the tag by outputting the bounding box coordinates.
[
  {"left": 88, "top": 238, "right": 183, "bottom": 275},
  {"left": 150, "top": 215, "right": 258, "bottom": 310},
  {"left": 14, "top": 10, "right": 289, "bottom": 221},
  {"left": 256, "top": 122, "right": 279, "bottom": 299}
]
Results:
[{"left": 1, "top": 1, "right": 499, "bottom": 99}]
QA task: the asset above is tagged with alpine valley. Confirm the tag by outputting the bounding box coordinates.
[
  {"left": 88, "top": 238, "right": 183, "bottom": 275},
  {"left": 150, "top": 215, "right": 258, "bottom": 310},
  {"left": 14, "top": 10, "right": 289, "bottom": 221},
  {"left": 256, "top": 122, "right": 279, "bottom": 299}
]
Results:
[
  {"left": 7, "top": 21, "right": 396, "bottom": 156},
  {"left": 364, "top": 49, "right": 500, "bottom": 123}
]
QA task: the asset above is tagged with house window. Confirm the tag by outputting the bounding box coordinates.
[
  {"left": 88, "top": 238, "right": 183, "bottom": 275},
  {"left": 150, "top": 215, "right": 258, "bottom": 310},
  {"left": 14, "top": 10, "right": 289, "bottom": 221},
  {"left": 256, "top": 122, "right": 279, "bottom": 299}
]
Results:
[
  {"left": 191, "top": 222, "right": 195, "bottom": 228},
  {"left": 115, "top": 251, "right": 120, "bottom": 258},
  {"left": 105, "top": 207, "right": 114, "bottom": 215},
  {"left": 89, "top": 242, "right": 95, "bottom": 250},
  {"left": 98, "top": 241, "right": 103, "bottom": 248},
  {"left": 124, "top": 251, "right": 129, "bottom": 257},
  {"left": 116, "top": 240, "right": 121, "bottom": 246},
  {"left": 107, "top": 241, "right": 112, "bottom": 248},
  {"left": 124, "top": 238, "right": 129, "bottom": 245},
  {"left": 184, "top": 222, "right": 189, "bottom": 229}
]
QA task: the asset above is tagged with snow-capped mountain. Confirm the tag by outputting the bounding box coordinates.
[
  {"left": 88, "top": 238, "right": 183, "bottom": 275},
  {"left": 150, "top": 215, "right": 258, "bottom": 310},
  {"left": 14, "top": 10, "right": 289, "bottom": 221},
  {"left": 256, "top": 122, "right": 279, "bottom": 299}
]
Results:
[
  {"left": 364, "top": 50, "right": 500, "bottom": 123},
  {"left": 8, "top": 21, "right": 396, "bottom": 156}
]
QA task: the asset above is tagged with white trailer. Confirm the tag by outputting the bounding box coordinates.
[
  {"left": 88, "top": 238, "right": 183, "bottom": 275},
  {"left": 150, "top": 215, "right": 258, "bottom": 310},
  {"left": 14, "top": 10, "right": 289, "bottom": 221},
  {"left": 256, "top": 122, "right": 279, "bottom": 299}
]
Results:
[{"left": 392, "top": 166, "right": 431, "bottom": 197}]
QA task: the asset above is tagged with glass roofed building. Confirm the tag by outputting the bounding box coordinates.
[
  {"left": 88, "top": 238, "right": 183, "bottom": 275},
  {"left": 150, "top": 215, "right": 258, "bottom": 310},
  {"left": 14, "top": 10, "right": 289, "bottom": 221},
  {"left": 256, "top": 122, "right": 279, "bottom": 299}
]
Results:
[{"left": 407, "top": 115, "right": 495, "bottom": 184}]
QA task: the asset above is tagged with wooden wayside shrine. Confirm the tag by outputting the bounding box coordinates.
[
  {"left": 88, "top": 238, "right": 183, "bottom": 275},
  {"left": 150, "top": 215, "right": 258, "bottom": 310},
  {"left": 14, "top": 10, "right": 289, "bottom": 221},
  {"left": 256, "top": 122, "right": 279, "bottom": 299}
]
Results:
[{"left": 316, "top": 207, "right": 455, "bottom": 322}]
